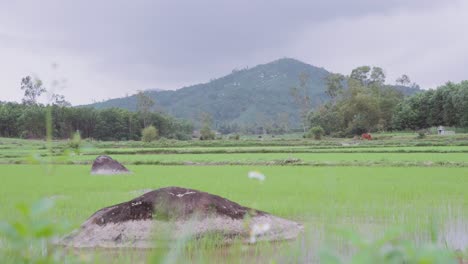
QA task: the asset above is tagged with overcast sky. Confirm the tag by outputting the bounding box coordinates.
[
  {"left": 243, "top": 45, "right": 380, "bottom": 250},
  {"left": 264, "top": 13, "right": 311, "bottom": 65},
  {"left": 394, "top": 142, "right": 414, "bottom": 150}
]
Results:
[{"left": 1, "top": 0, "right": 467, "bottom": 105}]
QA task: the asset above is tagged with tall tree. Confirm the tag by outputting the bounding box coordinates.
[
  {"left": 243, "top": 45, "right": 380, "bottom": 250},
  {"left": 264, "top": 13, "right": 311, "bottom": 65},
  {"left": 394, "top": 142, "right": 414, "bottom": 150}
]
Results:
[
  {"left": 325, "top": 73, "right": 345, "bottom": 100},
  {"left": 199, "top": 112, "right": 215, "bottom": 140},
  {"left": 136, "top": 91, "right": 155, "bottom": 128},
  {"left": 396, "top": 74, "right": 411, "bottom": 86},
  {"left": 20, "top": 76, "right": 46, "bottom": 105},
  {"left": 350, "top": 66, "right": 371, "bottom": 85},
  {"left": 277, "top": 112, "right": 290, "bottom": 133},
  {"left": 369, "top": 67, "right": 385, "bottom": 85},
  {"left": 50, "top": 93, "right": 71, "bottom": 107},
  {"left": 290, "top": 72, "right": 312, "bottom": 133}
]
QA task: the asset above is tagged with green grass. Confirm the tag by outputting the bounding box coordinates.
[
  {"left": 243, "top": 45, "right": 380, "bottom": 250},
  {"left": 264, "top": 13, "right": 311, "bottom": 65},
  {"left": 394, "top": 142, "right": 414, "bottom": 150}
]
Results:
[
  {"left": 3, "top": 132, "right": 467, "bottom": 150},
  {"left": 57, "top": 152, "right": 468, "bottom": 164},
  {"left": 2, "top": 136, "right": 468, "bottom": 166},
  {"left": 80, "top": 145, "right": 468, "bottom": 154},
  {"left": 1, "top": 165, "right": 467, "bottom": 224},
  {"left": 1, "top": 165, "right": 467, "bottom": 262},
  {"left": 1, "top": 135, "right": 468, "bottom": 263}
]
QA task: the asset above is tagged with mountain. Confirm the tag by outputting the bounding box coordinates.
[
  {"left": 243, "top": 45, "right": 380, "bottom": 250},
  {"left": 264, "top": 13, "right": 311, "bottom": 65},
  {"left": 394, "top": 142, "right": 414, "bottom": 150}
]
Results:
[
  {"left": 84, "top": 58, "right": 420, "bottom": 128},
  {"left": 86, "top": 58, "right": 331, "bottom": 127}
]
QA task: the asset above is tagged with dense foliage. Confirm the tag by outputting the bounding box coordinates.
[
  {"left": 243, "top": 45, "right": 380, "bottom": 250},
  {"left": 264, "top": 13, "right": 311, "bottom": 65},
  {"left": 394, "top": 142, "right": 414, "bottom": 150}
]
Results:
[
  {"left": 0, "top": 103, "right": 193, "bottom": 141},
  {"left": 309, "top": 66, "right": 405, "bottom": 135},
  {"left": 307, "top": 126, "right": 325, "bottom": 140},
  {"left": 392, "top": 81, "right": 468, "bottom": 130},
  {"left": 309, "top": 67, "right": 467, "bottom": 135},
  {"left": 141, "top": 125, "right": 159, "bottom": 142}
]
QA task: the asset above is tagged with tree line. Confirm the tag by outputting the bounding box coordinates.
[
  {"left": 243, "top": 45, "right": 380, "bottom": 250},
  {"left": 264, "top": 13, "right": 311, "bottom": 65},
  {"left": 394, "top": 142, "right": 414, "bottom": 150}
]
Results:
[
  {"left": 0, "top": 103, "right": 193, "bottom": 140},
  {"left": 392, "top": 81, "right": 468, "bottom": 130},
  {"left": 308, "top": 66, "right": 467, "bottom": 136},
  {"left": 0, "top": 76, "right": 193, "bottom": 141},
  {"left": 3, "top": 72, "right": 466, "bottom": 140}
]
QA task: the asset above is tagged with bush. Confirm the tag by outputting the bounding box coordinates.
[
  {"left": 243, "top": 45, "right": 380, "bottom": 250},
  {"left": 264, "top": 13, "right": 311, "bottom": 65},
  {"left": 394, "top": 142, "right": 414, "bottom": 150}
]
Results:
[
  {"left": 417, "top": 129, "right": 427, "bottom": 139},
  {"left": 19, "top": 131, "right": 29, "bottom": 139},
  {"left": 141, "top": 125, "right": 158, "bottom": 142},
  {"left": 330, "top": 131, "right": 347, "bottom": 138},
  {"left": 228, "top": 134, "right": 240, "bottom": 140},
  {"left": 308, "top": 126, "right": 325, "bottom": 140},
  {"left": 69, "top": 131, "right": 81, "bottom": 150},
  {"left": 200, "top": 127, "right": 215, "bottom": 140},
  {"left": 174, "top": 132, "right": 192, "bottom": 141}
]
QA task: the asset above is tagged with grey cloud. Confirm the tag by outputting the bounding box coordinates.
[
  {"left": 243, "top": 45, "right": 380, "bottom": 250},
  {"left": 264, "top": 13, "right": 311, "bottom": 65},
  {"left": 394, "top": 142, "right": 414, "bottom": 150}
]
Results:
[
  {"left": 2, "top": 0, "right": 447, "bottom": 65},
  {"left": 0, "top": 0, "right": 463, "bottom": 104}
]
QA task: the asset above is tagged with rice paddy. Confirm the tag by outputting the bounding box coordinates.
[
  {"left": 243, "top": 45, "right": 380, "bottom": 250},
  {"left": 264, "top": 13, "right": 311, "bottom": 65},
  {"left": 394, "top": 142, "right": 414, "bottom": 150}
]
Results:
[{"left": 0, "top": 133, "right": 467, "bottom": 263}]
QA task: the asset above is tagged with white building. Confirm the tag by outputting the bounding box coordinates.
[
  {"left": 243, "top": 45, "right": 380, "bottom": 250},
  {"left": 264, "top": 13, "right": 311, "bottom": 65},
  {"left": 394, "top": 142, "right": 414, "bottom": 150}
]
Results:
[{"left": 437, "top": 126, "right": 455, "bottom": 135}]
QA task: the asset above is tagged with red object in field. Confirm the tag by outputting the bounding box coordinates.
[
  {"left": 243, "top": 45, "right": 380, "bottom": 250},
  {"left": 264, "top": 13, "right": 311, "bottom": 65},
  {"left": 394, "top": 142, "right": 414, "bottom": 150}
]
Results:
[{"left": 361, "top": 133, "right": 372, "bottom": 140}]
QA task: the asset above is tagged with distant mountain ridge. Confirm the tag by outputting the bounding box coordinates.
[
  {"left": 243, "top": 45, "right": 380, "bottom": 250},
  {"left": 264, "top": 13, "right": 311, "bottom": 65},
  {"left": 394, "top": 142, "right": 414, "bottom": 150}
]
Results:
[{"left": 84, "top": 58, "right": 420, "bottom": 128}]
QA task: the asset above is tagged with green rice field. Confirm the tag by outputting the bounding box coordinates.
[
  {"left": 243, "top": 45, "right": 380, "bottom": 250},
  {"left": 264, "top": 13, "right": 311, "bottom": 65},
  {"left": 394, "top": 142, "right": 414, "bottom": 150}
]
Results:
[{"left": 0, "top": 134, "right": 467, "bottom": 263}]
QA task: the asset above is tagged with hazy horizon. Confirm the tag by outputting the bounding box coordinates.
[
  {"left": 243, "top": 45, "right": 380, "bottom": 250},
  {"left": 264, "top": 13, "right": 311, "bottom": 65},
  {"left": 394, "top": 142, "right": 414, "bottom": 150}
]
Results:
[{"left": 1, "top": 0, "right": 467, "bottom": 105}]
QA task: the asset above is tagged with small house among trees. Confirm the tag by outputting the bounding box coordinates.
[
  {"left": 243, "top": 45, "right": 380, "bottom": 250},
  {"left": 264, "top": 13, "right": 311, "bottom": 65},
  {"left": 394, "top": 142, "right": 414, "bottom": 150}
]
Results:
[
  {"left": 437, "top": 126, "right": 455, "bottom": 135},
  {"left": 437, "top": 126, "right": 445, "bottom": 135}
]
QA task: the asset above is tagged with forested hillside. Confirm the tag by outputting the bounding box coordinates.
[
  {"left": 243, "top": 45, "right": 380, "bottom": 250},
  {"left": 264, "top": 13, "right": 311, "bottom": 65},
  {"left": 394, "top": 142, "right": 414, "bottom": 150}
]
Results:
[
  {"left": 86, "top": 58, "right": 330, "bottom": 129},
  {"left": 86, "top": 58, "right": 420, "bottom": 132}
]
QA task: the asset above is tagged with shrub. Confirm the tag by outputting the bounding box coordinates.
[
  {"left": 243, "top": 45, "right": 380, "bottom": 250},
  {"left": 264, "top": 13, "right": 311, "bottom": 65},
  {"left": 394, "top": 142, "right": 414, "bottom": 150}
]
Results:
[
  {"left": 174, "top": 132, "right": 192, "bottom": 141},
  {"left": 229, "top": 134, "right": 240, "bottom": 140},
  {"left": 330, "top": 131, "right": 347, "bottom": 138},
  {"left": 308, "top": 126, "right": 325, "bottom": 140},
  {"left": 69, "top": 131, "right": 81, "bottom": 150},
  {"left": 142, "top": 125, "right": 158, "bottom": 142},
  {"left": 19, "top": 131, "right": 32, "bottom": 139},
  {"left": 417, "top": 130, "right": 427, "bottom": 139},
  {"left": 200, "top": 126, "right": 215, "bottom": 140}
]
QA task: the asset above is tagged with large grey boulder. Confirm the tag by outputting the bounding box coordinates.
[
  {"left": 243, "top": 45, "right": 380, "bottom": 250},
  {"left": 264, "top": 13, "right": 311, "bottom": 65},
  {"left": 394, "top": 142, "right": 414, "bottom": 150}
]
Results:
[
  {"left": 61, "top": 187, "right": 302, "bottom": 248},
  {"left": 91, "top": 155, "right": 130, "bottom": 175}
]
